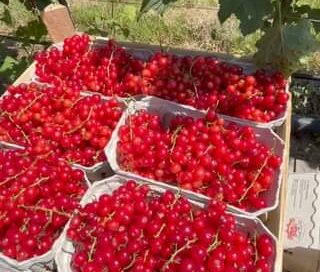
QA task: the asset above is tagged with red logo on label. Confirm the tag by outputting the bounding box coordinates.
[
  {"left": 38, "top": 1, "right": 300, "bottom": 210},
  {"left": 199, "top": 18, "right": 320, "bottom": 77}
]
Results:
[{"left": 286, "top": 218, "right": 302, "bottom": 240}]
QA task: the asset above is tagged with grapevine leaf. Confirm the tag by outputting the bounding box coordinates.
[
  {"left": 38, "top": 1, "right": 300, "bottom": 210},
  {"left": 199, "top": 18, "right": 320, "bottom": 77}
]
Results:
[
  {"left": 17, "top": 0, "right": 36, "bottom": 10},
  {"left": 35, "top": 0, "right": 53, "bottom": 11},
  {"left": 87, "top": 26, "right": 109, "bottom": 37},
  {"left": 0, "top": 56, "right": 29, "bottom": 84},
  {"left": 254, "top": 19, "right": 319, "bottom": 76},
  {"left": 295, "top": 5, "right": 320, "bottom": 33},
  {"left": 296, "top": 0, "right": 319, "bottom": 9},
  {"left": 138, "top": 0, "right": 177, "bottom": 18},
  {"left": 15, "top": 19, "right": 47, "bottom": 43},
  {"left": 0, "top": 0, "right": 9, "bottom": 4},
  {"left": 218, "top": 0, "right": 272, "bottom": 35},
  {"left": 0, "top": 7, "right": 13, "bottom": 26},
  {"left": 0, "top": 56, "right": 17, "bottom": 73}
]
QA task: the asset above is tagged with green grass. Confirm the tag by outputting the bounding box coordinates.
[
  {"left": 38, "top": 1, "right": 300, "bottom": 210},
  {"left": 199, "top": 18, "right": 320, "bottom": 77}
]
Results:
[
  {"left": 298, "top": 0, "right": 320, "bottom": 8},
  {"left": 71, "top": 2, "right": 254, "bottom": 53},
  {"left": 71, "top": 1, "right": 320, "bottom": 74},
  {"left": 0, "top": 0, "right": 35, "bottom": 31},
  {"left": 1, "top": 0, "right": 320, "bottom": 76},
  {"left": 291, "top": 79, "right": 320, "bottom": 117},
  {"left": 174, "top": 0, "right": 218, "bottom": 6},
  {"left": 71, "top": 4, "right": 192, "bottom": 45}
]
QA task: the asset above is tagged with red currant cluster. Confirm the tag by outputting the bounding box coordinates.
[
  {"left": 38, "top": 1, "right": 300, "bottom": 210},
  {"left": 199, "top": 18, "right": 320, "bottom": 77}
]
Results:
[
  {"left": 0, "top": 83, "right": 123, "bottom": 166},
  {"left": 0, "top": 149, "right": 87, "bottom": 261},
  {"left": 35, "top": 34, "right": 144, "bottom": 97},
  {"left": 34, "top": 34, "right": 288, "bottom": 123},
  {"left": 67, "top": 181, "right": 274, "bottom": 272},
  {"left": 117, "top": 109, "right": 282, "bottom": 211},
  {"left": 137, "top": 54, "right": 289, "bottom": 123}
]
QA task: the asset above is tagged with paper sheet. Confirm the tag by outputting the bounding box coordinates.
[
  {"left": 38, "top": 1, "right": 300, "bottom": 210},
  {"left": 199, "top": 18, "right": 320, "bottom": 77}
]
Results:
[{"left": 284, "top": 173, "right": 320, "bottom": 250}]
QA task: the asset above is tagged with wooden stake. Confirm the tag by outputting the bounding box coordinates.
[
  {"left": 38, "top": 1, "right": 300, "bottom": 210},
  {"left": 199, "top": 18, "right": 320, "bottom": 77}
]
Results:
[{"left": 41, "top": 4, "right": 76, "bottom": 43}]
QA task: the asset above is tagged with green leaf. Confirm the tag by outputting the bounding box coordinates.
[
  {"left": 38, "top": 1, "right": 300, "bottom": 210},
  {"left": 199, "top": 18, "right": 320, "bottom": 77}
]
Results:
[
  {"left": 121, "top": 27, "right": 130, "bottom": 38},
  {"left": 138, "top": 0, "right": 177, "bottom": 18},
  {"left": 87, "top": 26, "right": 109, "bottom": 37},
  {"left": 218, "top": 0, "right": 272, "bottom": 35},
  {"left": 35, "top": 0, "right": 53, "bottom": 10},
  {"left": 0, "top": 0, "right": 9, "bottom": 4},
  {"left": 15, "top": 19, "right": 47, "bottom": 43},
  {"left": 254, "top": 19, "right": 320, "bottom": 76},
  {"left": 0, "top": 56, "right": 17, "bottom": 74},
  {"left": 0, "top": 7, "right": 13, "bottom": 26},
  {"left": 17, "top": 0, "right": 36, "bottom": 11},
  {"left": 0, "top": 56, "right": 29, "bottom": 84},
  {"left": 296, "top": 0, "right": 319, "bottom": 9},
  {"left": 295, "top": 5, "right": 320, "bottom": 32}
]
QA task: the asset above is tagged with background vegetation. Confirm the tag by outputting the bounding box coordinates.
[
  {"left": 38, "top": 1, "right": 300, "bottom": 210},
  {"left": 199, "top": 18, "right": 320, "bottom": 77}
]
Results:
[{"left": 0, "top": 0, "right": 319, "bottom": 118}]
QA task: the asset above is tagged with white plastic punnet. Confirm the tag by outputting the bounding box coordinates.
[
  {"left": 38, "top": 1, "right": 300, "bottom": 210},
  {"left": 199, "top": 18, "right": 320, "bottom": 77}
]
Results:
[
  {"left": 105, "top": 96, "right": 285, "bottom": 217},
  {"left": 0, "top": 147, "right": 91, "bottom": 271},
  {"left": 0, "top": 88, "right": 127, "bottom": 174},
  {"left": 55, "top": 175, "right": 278, "bottom": 272},
  {"left": 32, "top": 36, "right": 289, "bottom": 128}
]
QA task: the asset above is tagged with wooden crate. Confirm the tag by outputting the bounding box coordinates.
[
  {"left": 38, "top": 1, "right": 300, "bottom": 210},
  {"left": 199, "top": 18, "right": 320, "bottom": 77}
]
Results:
[
  {"left": 12, "top": 41, "right": 292, "bottom": 272},
  {"left": 267, "top": 99, "right": 291, "bottom": 272}
]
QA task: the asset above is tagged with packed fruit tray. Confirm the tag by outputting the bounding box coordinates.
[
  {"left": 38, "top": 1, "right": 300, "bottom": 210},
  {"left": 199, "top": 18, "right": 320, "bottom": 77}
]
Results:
[
  {"left": 0, "top": 34, "right": 291, "bottom": 271},
  {"left": 30, "top": 35, "right": 290, "bottom": 129},
  {"left": 105, "top": 96, "right": 285, "bottom": 217},
  {"left": 0, "top": 146, "right": 90, "bottom": 272},
  {"left": 0, "top": 83, "right": 126, "bottom": 173},
  {"left": 55, "top": 175, "right": 277, "bottom": 272}
]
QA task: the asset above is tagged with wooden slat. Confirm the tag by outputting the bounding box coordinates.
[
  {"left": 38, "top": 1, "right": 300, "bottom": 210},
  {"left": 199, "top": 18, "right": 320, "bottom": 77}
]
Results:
[
  {"left": 13, "top": 62, "right": 36, "bottom": 85},
  {"left": 266, "top": 95, "right": 292, "bottom": 272}
]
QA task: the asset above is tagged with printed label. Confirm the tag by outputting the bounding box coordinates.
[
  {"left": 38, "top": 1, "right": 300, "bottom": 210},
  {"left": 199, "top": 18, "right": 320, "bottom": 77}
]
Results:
[{"left": 284, "top": 173, "right": 320, "bottom": 249}]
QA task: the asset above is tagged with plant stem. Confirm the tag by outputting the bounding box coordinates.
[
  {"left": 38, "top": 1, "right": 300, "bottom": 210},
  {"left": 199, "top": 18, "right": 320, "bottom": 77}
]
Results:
[
  {"left": 123, "top": 253, "right": 137, "bottom": 271},
  {"left": 154, "top": 223, "right": 166, "bottom": 238},
  {"left": 238, "top": 155, "right": 271, "bottom": 203},
  {"left": 18, "top": 204, "right": 72, "bottom": 218},
  {"left": 170, "top": 125, "right": 183, "bottom": 155},
  {"left": 65, "top": 107, "right": 94, "bottom": 135},
  {"left": 88, "top": 236, "right": 97, "bottom": 262},
  {"left": 4, "top": 112, "right": 30, "bottom": 144},
  {"left": 207, "top": 232, "right": 220, "bottom": 253},
  {"left": 161, "top": 238, "right": 198, "bottom": 271},
  {"left": 13, "top": 176, "right": 50, "bottom": 200},
  {"left": 18, "top": 93, "right": 44, "bottom": 117},
  {"left": 0, "top": 158, "right": 39, "bottom": 187}
]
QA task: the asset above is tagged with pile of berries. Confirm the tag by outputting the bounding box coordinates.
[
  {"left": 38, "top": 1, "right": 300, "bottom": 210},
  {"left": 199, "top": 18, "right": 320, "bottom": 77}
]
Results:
[
  {"left": 117, "top": 109, "right": 282, "bottom": 211},
  {"left": 0, "top": 33, "right": 282, "bottom": 269},
  {"left": 34, "top": 34, "right": 288, "bottom": 123},
  {"left": 0, "top": 83, "right": 123, "bottom": 166},
  {"left": 67, "top": 181, "right": 275, "bottom": 272},
  {"left": 0, "top": 149, "right": 87, "bottom": 261},
  {"left": 35, "top": 34, "right": 144, "bottom": 97},
  {"left": 136, "top": 54, "right": 288, "bottom": 123}
]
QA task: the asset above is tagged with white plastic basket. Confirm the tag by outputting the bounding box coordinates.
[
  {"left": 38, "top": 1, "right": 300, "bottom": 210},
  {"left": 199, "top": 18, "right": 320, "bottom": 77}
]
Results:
[
  {"left": 32, "top": 36, "right": 289, "bottom": 128},
  {"left": 55, "top": 175, "right": 277, "bottom": 272},
  {"left": 0, "top": 261, "right": 31, "bottom": 272},
  {"left": 119, "top": 40, "right": 290, "bottom": 129},
  {"left": 70, "top": 95, "right": 126, "bottom": 173},
  {"left": 0, "top": 237, "right": 62, "bottom": 272},
  {"left": 0, "top": 89, "right": 127, "bottom": 174},
  {"left": 0, "top": 149, "right": 91, "bottom": 271},
  {"left": 105, "top": 96, "right": 285, "bottom": 217}
]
